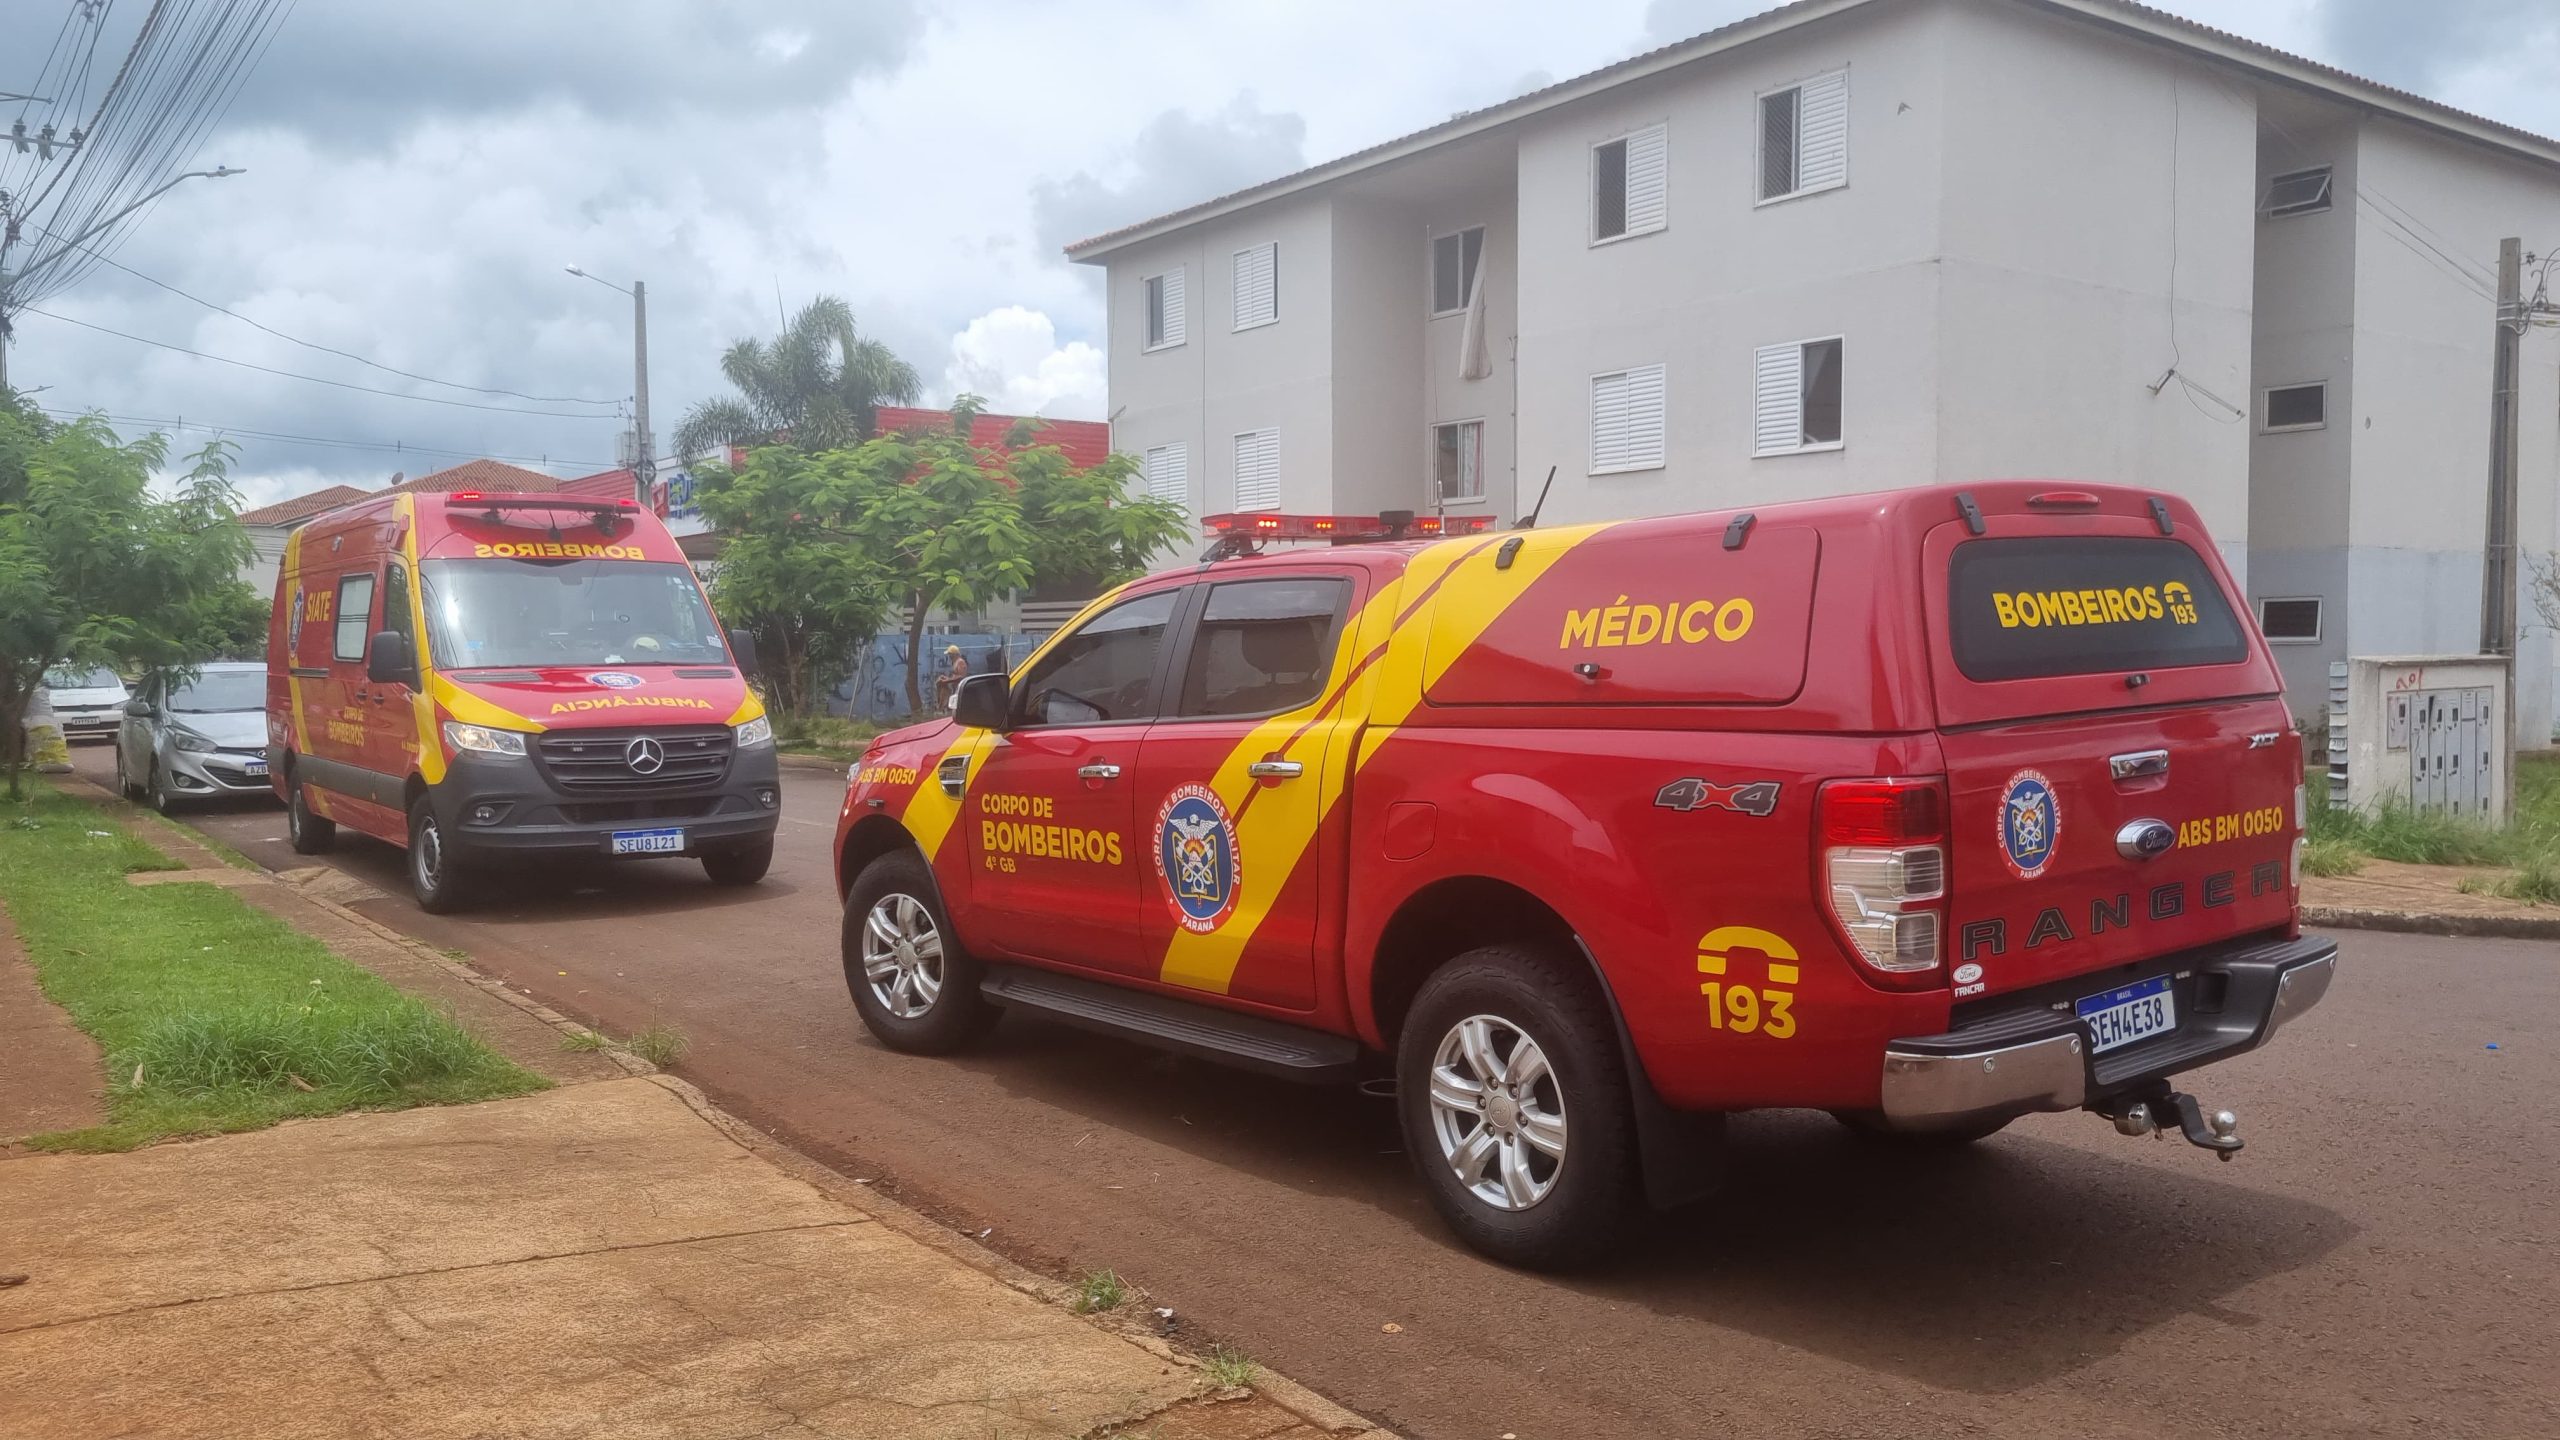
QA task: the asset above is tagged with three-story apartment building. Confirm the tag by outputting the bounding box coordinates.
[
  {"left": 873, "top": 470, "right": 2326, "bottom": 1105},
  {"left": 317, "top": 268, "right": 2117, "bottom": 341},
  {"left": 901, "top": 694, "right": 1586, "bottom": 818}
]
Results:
[{"left": 1069, "top": 0, "right": 2560, "bottom": 740}]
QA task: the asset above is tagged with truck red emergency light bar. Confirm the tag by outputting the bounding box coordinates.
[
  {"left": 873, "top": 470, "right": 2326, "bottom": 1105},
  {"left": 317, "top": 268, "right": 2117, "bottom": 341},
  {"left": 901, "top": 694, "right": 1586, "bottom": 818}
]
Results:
[{"left": 1200, "top": 511, "right": 1496, "bottom": 542}]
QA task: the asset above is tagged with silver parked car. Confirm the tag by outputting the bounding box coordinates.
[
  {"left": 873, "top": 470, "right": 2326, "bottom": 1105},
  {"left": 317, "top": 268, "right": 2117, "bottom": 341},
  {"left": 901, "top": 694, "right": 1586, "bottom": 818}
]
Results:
[
  {"left": 115, "top": 662, "right": 276, "bottom": 812},
  {"left": 44, "top": 664, "right": 131, "bottom": 741}
]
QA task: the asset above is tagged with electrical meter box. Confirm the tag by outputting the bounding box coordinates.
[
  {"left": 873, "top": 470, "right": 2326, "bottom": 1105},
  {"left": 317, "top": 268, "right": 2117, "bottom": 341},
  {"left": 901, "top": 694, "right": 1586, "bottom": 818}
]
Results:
[{"left": 2331, "top": 655, "right": 2508, "bottom": 822}]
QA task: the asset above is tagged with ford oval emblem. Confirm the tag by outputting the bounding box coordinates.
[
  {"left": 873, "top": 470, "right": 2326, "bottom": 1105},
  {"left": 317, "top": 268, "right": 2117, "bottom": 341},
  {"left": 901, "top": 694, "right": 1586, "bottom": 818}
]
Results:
[
  {"left": 1953, "top": 963, "right": 1984, "bottom": 985},
  {"left": 2116, "top": 819, "right": 2177, "bottom": 861}
]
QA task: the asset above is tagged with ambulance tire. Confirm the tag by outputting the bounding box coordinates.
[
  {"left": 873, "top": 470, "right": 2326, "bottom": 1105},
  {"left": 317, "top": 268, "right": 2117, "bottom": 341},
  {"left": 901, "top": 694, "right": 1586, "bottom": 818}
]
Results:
[
  {"left": 841, "top": 850, "right": 995, "bottom": 1055},
  {"left": 286, "top": 775, "right": 335, "bottom": 854},
  {"left": 1397, "top": 945, "right": 1638, "bottom": 1271},
  {"left": 701, "top": 837, "right": 773, "bottom": 886},
  {"left": 1829, "top": 1109, "right": 2015, "bottom": 1148},
  {"left": 407, "top": 797, "right": 472, "bottom": 915}
]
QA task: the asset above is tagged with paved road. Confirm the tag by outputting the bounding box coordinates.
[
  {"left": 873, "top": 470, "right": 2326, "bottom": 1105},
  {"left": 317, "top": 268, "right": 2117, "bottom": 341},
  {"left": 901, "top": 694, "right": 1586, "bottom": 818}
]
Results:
[{"left": 86, "top": 745, "right": 2559, "bottom": 1440}]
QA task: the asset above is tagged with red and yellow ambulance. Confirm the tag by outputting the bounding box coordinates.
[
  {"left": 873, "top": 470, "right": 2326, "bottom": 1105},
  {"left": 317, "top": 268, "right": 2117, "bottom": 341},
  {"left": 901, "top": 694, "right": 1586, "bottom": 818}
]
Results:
[{"left": 267, "top": 489, "right": 779, "bottom": 912}]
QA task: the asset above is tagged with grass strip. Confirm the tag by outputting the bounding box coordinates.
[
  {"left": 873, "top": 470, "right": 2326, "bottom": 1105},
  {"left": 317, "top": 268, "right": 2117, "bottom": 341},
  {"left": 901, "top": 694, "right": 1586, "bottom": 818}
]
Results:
[{"left": 3, "top": 786, "right": 545, "bottom": 1152}]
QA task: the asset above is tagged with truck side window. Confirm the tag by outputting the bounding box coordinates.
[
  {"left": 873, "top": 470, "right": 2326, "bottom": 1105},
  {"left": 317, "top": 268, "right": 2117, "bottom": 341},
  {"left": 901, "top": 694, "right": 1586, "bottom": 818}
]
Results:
[
  {"left": 1176, "top": 577, "right": 1349, "bottom": 719},
  {"left": 1015, "top": 589, "right": 1182, "bottom": 728},
  {"left": 333, "top": 574, "right": 377, "bottom": 663}
]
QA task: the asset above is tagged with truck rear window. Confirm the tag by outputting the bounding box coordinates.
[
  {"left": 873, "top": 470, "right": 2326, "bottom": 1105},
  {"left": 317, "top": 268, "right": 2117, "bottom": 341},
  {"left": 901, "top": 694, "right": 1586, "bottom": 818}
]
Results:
[{"left": 1948, "top": 536, "right": 2248, "bottom": 682}]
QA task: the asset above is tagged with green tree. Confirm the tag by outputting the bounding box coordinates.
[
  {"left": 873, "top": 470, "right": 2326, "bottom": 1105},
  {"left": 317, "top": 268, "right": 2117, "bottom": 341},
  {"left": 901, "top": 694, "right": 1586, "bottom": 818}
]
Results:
[
  {"left": 672, "top": 295, "right": 920, "bottom": 460},
  {"left": 697, "top": 399, "right": 1187, "bottom": 718},
  {"left": 0, "top": 407, "right": 252, "bottom": 796}
]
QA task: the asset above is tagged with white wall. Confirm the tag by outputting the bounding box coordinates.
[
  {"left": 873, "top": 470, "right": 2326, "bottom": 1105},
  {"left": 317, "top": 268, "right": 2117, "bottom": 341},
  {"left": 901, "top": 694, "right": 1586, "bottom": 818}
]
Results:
[
  {"left": 1511, "top": 1, "right": 1951, "bottom": 526},
  {"left": 1328, "top": 195, "right": 1427, "bottom": 518}
]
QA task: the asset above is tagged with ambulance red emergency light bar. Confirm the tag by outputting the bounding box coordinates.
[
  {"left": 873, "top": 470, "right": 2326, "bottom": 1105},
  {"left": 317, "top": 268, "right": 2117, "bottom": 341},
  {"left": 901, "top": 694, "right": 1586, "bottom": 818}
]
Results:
[
  {"left": 443, "top": 490, "right": 639, "bottom": 514},
  {"left": 1199, "top": 509, "right": 1495, "bottom": 558}
]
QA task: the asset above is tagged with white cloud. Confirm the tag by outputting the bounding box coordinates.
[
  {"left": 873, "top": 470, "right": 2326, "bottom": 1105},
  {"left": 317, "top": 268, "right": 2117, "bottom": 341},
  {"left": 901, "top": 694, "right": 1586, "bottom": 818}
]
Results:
[{"left": 941, "top": 307, "right": 1106, "bottom": 420}]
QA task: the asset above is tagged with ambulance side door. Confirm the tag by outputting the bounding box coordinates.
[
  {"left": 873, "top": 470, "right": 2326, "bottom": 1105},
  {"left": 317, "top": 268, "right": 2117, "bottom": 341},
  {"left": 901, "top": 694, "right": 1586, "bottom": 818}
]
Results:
[
  {"left": 963, "top": 585, "right": 1187, "bottom": 972},
  {"left": 1124, "top": 571, "right": 1358, "bottom": 1011}
]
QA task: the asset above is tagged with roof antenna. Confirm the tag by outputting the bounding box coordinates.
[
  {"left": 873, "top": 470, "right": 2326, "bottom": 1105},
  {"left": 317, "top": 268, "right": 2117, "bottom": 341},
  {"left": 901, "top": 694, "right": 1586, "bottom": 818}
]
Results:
[{"left": 1516, "top": 465, "right": 1558, "bottom": 530}]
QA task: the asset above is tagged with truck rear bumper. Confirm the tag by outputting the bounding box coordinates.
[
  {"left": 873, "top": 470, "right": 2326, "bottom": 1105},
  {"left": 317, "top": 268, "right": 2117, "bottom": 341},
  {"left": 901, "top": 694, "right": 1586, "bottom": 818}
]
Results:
[{"left": 1878, "top": 934, "right": 2336, "bottom": 1127}]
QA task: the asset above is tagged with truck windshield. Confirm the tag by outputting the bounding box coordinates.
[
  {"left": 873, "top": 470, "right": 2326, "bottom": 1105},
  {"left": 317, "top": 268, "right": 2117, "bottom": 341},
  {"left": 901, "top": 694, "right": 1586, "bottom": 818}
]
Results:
[
  {"left": 1946, "top": 536, "right": 2249, "bottom": 682},
  {"left": 421, "top": 558, "right": 728, "bottom": 669},
  {"left": 169, "top": 671, "right": 265, "bottom": 712}
]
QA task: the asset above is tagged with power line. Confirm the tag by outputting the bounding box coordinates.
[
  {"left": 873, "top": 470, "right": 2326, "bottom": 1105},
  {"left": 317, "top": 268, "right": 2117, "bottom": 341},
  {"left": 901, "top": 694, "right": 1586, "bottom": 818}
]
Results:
[
  {"left": 19, "top": 304, "right": 625, "bottom": 418},
  {"left": 29, "top": 222, "right": 625, "bottom": 407},
  {"left": 33, "top": 402, "right": 618, "bottom": 472}
]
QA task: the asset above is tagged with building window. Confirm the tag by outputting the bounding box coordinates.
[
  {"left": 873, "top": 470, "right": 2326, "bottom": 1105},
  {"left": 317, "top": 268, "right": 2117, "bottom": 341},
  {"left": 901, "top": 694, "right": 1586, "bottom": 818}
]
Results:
[
  {"left": 1232, "top": 242, "right": 1278, "bottom": 330},
  {"left": 1143, "top": 443, "right": 1188, "bottom": 509},
  {"left": 1143, "top": 267, "right": 1186, "bottom": 351},
  {"left": 1592, "top": 124, "right": 1668, "bottom": 244},
  {"left": 1433, "top": 420, "right": 1485, "bottom": 503},
  {"left": 2258, "top": 597, "right": 2323, "bottom": 643},
  {"left": 2262, "top": 166, "right": 2334, "bottom": 218},
  {"left": 2262, "top": 382, "right": 2327, "bottom": 432},
  {"left": 1753, "top": 337, "right": 1844, "bottom": 455},
  {"left": 1431, "top": 226, "right": 1484, "bottom": 317},
  {"left": 1758, "top": 70, "right": 1850, "bottom": 203},
  {"left": 1590, "top": 364, "right": 1667, "bottom": 475},
  {"left": 1233, "top": 427, "right": 1281, "bottom": 511},
  {"left": 333, "top": 573, "right": 377, "bottom": 663}
]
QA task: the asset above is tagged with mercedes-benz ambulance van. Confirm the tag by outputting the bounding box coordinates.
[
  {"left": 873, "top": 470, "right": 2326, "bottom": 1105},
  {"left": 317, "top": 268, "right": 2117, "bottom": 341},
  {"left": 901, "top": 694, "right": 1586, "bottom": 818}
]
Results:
[{"left": 267, "top": 489, "right": 780, "bottom": 913}]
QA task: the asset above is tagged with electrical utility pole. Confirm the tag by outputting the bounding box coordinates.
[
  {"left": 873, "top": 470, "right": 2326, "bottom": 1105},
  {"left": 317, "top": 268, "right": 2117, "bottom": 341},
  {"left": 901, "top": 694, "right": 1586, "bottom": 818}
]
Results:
[
  {"left": 2481, "top": 236, "right": 2523, "bottom": 822},
  {"left": 630, "top": 279, "right": 654, "bottom": 509}
]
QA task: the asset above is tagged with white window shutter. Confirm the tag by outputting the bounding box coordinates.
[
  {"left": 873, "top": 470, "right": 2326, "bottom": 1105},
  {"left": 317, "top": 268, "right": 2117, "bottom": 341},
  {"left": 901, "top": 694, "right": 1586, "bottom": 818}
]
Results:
[
  {"left": 1625, "top": 364, "right": 1666, "bottom": 468},
  {"left": 1754, "top": 343, "right": 1804, "bottom": 455},
  {"left": 1233, "top": 244, "right": 1277, "bottom": 329},
  {"left": 1591, "top": 372, "right": 1630, "bottom": 472},
  {"left": 1161, "top": 266, "right": 1187, "bottom": 347},
  {"left": 1144, "top": 444, "right": 1188, "bottom": 507},
  {"left": 1796, "top": 71, "right": 1849, "bottom": 194},
  {"left": 1234, "top": 429, "right": 1279, "bottom": 510},
  {"left": 1624, "top": 124, "right": 1668, "bottom": 235}
]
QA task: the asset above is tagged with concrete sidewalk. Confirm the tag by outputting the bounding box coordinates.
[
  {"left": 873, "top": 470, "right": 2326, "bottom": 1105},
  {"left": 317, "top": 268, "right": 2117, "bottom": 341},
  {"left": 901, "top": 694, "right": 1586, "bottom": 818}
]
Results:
[
  {"left": 0, "top": 1077, "right": 1363, "bottom": 1439},
  {"left": 2305, "top": 859, "right": 2560, "bottom": 940}
]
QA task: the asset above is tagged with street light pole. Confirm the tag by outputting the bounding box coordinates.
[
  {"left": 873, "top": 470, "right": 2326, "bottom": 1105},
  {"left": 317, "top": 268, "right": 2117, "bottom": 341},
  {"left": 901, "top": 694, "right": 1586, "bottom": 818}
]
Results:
[{"left": 566, "top": 265, "right": 653, "bottom": 508}]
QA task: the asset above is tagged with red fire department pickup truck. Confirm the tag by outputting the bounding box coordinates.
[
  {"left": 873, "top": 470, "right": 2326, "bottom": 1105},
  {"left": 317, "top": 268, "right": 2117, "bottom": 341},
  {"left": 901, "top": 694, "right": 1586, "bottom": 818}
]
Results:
[{"left": 831, "top": 482, "right": 2336, "bottom": 1266}]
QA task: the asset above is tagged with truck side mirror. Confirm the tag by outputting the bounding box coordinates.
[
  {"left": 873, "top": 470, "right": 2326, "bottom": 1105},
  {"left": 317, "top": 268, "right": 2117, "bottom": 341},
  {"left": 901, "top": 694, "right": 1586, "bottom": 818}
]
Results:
[
  {"left": 727, "top": 627, "right": 760, "bottom": 679},
  {"left": 952, "top": 673, "right": 1011, "bottom": 732},
  {"left": 366, "top": 631, "right": 418, "bottom": 686}
]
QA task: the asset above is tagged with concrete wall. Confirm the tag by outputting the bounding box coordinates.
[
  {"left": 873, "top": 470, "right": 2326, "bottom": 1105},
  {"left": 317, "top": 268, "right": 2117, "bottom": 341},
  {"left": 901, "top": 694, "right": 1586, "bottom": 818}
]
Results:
[
  {"left": 1511, "top": 1, "right": 1950, "bottom": 526},
  {"left": 1104, "top": 194, "right": 1338, "bottom": 525}
]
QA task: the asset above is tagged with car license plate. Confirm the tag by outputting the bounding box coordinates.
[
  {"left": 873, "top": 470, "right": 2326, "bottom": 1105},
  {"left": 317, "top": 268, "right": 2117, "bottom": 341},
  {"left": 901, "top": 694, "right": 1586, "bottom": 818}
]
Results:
[
  {"left": 2076, "top": 974, "right": 2177, "bottom": 1053},
  {"left": 609, "top": 827, "right": 685, "bottom": 856},
  {"left": 242, "top": 760, "right": 267, "bottom": 777}
]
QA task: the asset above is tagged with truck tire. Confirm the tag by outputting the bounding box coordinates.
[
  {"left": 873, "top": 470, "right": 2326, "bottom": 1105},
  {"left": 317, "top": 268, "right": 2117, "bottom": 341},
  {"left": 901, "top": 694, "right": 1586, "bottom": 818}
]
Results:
[
  {"left": 1396, "top": 944, "right": 1639, "bottom": 1270},
  {"left": 287, "top": 775, "right": 335, "bottom": 854},
  {"left": 407, "top": 796, "right": 471, "bottom": 915},
  {"left": 841, "top": 850, "right": 994, "bottom": 1055},
  {"left": 701, "top": 837, "right": 774, "bottom": 886}
]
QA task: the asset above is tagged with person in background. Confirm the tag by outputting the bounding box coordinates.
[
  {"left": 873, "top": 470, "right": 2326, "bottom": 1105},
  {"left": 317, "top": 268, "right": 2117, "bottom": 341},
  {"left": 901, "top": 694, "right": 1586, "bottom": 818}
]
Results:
[{"left": 936, "top": 644, "right": 969, "bottom": 710}]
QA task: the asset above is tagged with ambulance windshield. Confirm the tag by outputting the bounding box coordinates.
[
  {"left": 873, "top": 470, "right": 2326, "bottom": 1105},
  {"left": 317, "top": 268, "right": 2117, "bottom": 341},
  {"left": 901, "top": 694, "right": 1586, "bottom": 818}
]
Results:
[{"left": 422, "top": 558, "right": 728, "bottom": 669}]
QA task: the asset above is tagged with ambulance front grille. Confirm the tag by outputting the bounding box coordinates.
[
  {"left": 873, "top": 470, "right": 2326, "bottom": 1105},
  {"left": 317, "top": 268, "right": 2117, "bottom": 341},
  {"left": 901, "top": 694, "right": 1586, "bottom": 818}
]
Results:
[{"left": 534, "top": 726, "right": 732, "bottom": 792}]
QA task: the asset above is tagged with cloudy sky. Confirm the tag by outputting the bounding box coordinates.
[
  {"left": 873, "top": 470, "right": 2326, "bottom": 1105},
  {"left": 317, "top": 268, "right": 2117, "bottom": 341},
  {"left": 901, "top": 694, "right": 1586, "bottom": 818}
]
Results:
[{"left": 3, "top": 0, "right": 2555, "bottom": 511}]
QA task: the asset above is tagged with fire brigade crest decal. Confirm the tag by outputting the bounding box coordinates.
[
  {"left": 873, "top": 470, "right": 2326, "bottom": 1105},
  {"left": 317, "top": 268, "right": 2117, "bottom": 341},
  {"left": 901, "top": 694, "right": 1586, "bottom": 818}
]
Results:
[
  {"left": 1154, "top": 783, "right": 1241, "bottom": 934},
  {"left": 1999, "top": 769, "right": 2061, "bottom": 880}
]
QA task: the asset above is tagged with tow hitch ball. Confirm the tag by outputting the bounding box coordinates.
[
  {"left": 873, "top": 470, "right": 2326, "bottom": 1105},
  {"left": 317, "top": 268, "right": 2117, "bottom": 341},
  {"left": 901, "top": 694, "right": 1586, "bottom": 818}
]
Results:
[{"left": 2095, "top": 1088, "right": 2243, "bottom": 1161}]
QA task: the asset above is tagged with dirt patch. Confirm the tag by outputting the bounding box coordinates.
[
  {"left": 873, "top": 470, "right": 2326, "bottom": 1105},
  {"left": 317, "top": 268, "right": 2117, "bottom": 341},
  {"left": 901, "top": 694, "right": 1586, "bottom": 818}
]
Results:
[{"left": 0, "top": 909, "right": 105, "bottom": 1144}]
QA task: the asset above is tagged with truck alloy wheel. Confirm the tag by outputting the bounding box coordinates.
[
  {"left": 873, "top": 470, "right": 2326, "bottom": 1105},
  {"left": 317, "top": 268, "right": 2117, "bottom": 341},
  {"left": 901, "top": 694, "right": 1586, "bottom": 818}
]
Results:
[
  {"left": 862, "top": 893, "right": 944, "bottom": 1019},
  {"left": 839, "top": 851, "right": 996, "bottom": 1055},
  {"left": 1427, "top": 1014, "right": 1569, "bottom": 1210}
]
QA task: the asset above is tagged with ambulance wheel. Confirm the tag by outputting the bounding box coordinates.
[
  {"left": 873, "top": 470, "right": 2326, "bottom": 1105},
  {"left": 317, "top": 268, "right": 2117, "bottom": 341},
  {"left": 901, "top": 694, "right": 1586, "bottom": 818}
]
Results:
[
  {"left": 842, "top": 850, "right": 993, "bottom": 1055},
  {"left": 701, "top": 837, "right": 773, "bottom": 886},
  {"left": 1396, "top": 944, "right": 1638, "bottom": 1270},
  {"left": 1830, "top": 1109, "right": 2015, "bottom": 1148},
  {"left": 286, "top": 775, "right": 334, "bottom": 854},
  {"left": 407, "top": 797, "right": 471, "bottom": 914}
]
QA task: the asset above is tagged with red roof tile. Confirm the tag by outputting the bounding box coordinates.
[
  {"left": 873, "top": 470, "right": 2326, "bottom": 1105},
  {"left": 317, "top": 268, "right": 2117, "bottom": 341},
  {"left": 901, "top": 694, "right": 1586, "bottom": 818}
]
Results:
[
  {"left": 236, "top": 484, "right": 374, "bottom": 527},
  {"left": 382, "top": 459, "right": 569, "bottom": 495},
  {"left": 874, "top": 406, "right": 1113, "bottom": 472}
]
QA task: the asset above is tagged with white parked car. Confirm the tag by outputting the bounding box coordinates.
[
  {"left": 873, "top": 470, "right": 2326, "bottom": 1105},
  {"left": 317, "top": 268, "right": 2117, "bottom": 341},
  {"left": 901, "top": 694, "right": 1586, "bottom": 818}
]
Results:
[
  {"left": 115, "top": 662, "right": 275, "bottom": 813},
  {"left": 43, "top": 664, "right": 130, "bottom": 742}
]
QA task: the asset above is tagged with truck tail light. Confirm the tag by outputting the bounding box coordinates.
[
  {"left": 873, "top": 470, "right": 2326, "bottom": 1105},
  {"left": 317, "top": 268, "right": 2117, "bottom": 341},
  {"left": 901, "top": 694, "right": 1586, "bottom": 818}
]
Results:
[{"left": 1817, "top": 778, "right": 1948, "bottom": 991}]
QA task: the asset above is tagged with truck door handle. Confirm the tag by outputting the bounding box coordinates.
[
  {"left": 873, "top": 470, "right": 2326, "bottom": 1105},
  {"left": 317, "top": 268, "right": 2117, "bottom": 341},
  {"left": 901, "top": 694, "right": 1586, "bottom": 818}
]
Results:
[
  {"left": 1077, "top": 763, "right": 1122, "bottom": 780},
  {"left": 1247, "top": 760, "right": 1304, "bottom": 780},
  {"left": 2109, "top": 749, "right": 2170, "bottom": 781}
]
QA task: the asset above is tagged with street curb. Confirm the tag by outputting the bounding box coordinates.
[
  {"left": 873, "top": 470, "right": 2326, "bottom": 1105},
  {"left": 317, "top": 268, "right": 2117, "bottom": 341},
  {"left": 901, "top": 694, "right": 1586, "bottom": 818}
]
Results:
[
  {"left": 61, "top": 775, "right": 1389, "bottom": 1438},
  {"left": 2305, "top": 905, "right": 2560, "bottom": 942}
]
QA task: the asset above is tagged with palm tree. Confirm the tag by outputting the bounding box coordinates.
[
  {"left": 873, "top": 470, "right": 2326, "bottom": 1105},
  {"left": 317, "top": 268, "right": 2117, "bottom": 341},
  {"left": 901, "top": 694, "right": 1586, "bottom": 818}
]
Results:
[{"left": 673, "top": 296, "right": 920, "bottom": 459}]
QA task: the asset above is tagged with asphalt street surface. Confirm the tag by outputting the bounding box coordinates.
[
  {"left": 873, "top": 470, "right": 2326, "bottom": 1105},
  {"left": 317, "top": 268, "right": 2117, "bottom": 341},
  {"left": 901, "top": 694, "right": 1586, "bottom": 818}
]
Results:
[{"left": 86, "top": 746, "right": 2559, "bottom": 1440}]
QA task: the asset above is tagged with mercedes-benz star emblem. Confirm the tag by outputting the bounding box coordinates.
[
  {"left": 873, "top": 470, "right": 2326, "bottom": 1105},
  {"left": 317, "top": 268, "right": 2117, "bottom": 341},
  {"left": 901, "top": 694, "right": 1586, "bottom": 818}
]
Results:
[{"left": 625, "top": 737, "right": 666, "bottom": 775}]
